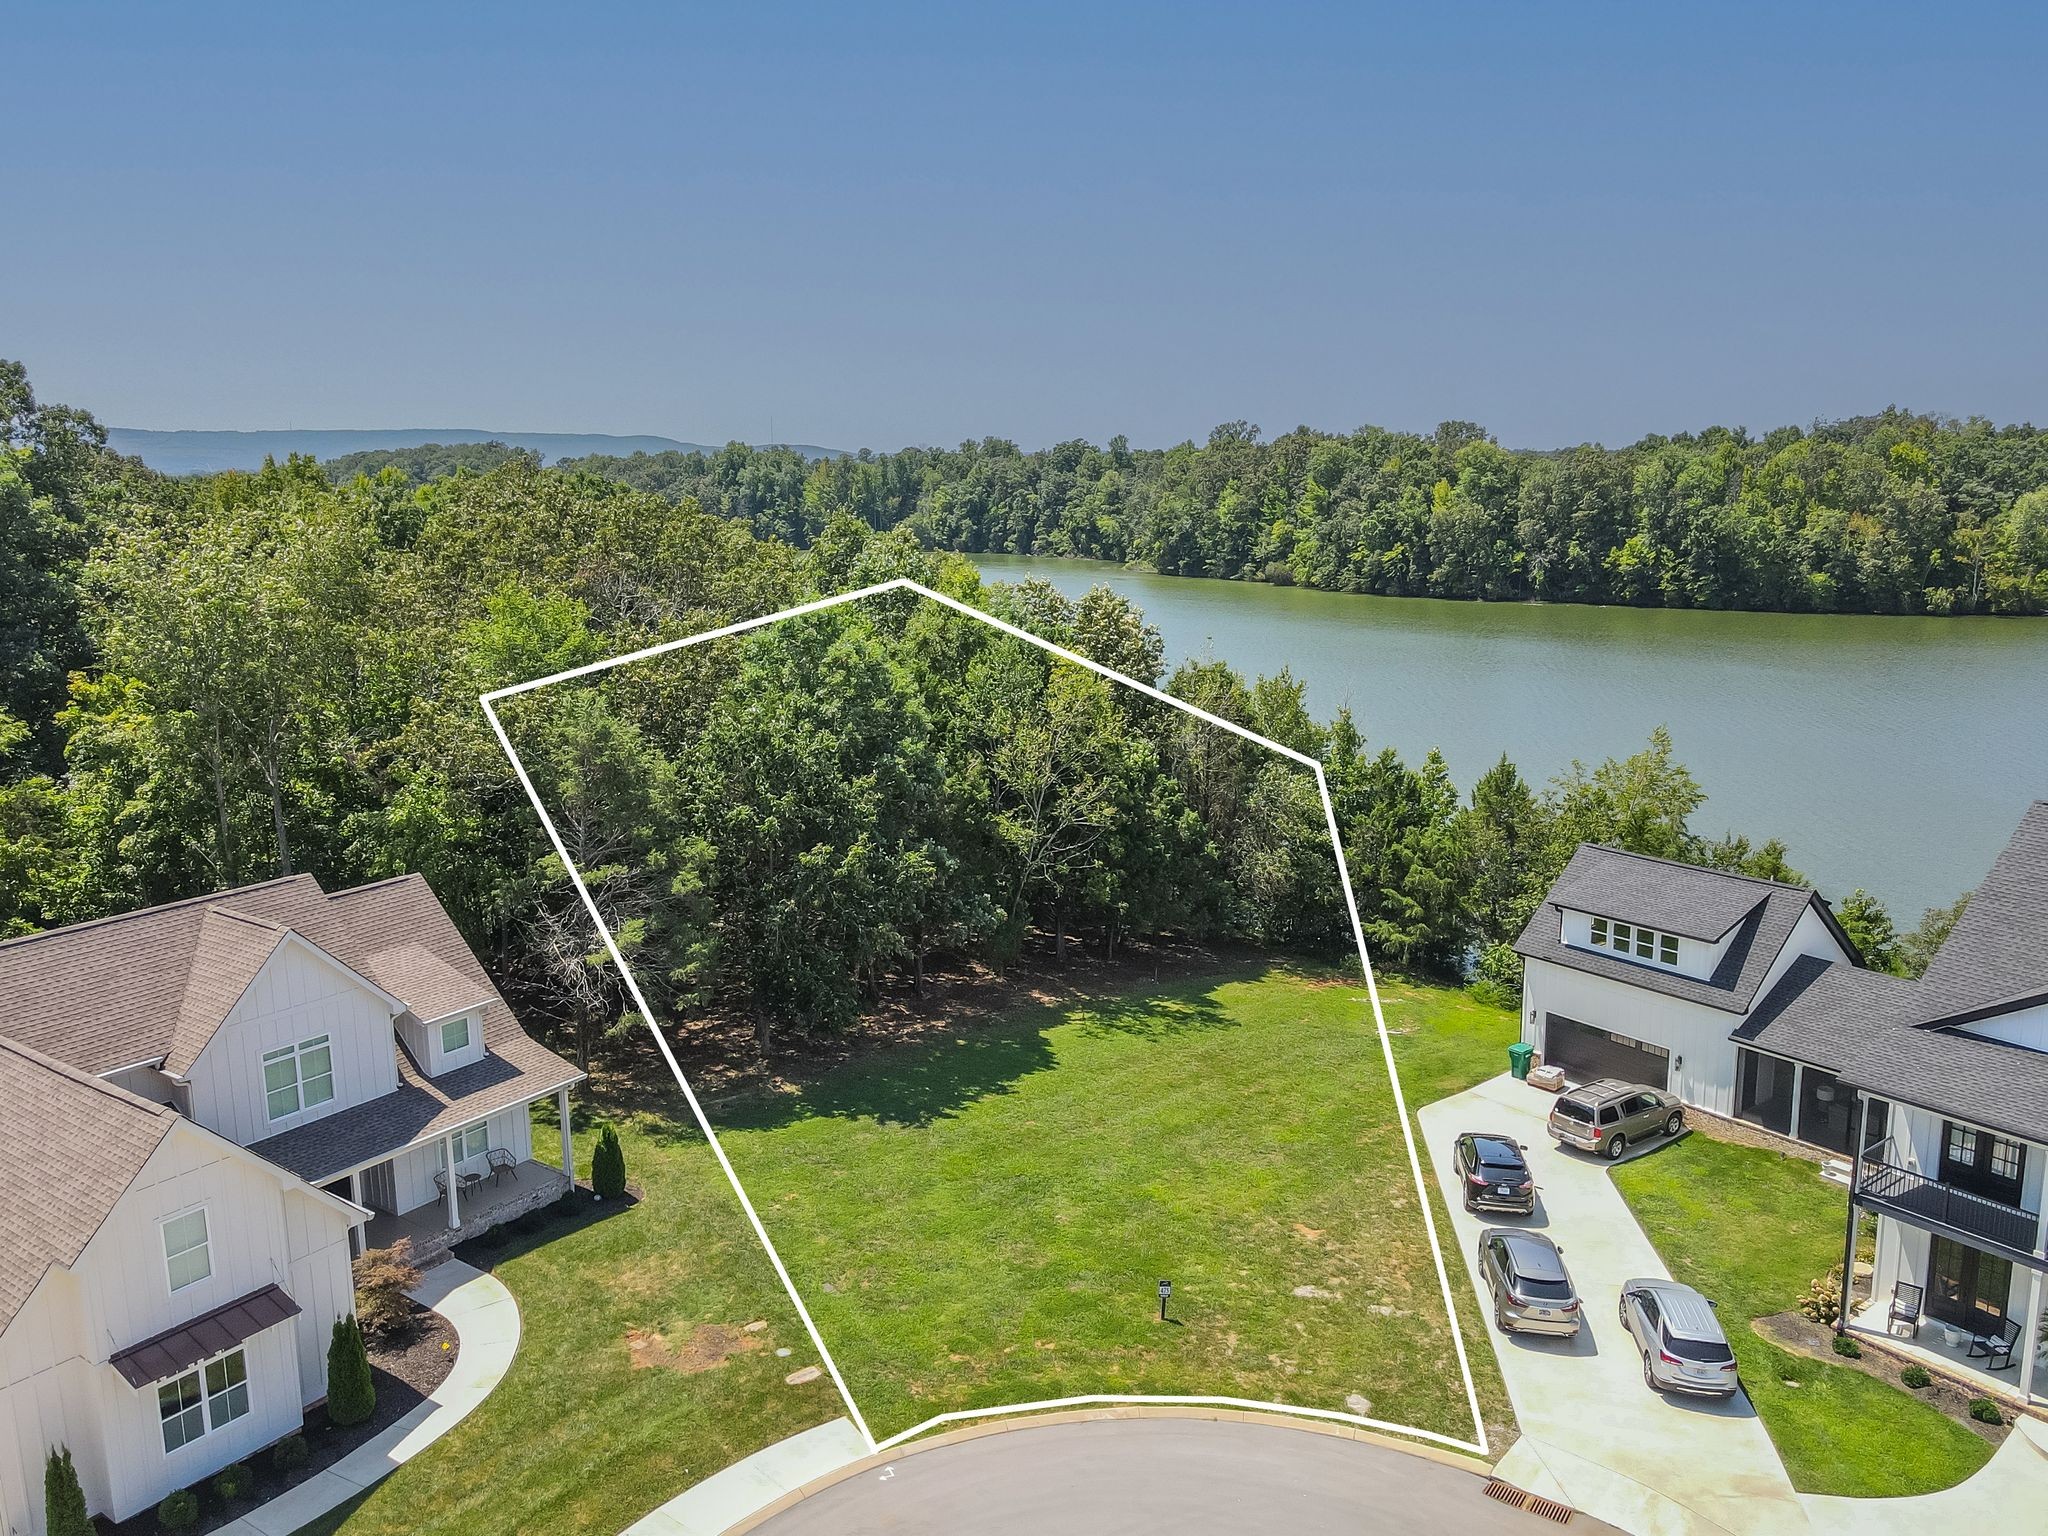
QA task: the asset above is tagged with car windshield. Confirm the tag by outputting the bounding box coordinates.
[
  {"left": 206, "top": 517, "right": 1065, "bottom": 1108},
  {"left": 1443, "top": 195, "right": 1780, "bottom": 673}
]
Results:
[
  {"left": 1553, "top": 1100, "right": 1594, "bottom": 1124},
  {"left": 1662, "top": 1331, "right": 1733, "bottom": 1363},
  {"left": 1515, "top": 1277, "right": 1574, "bottom": 1301}
]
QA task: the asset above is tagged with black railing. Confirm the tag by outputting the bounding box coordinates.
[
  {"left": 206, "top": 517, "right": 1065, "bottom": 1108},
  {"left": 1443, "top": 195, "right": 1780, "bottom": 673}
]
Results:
[{"left": 1856, "top": 1139, "right": 2044, "bottom": 1257}]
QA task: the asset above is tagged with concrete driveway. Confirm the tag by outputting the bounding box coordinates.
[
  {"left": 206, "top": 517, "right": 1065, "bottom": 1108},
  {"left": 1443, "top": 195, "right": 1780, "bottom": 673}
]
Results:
[{"left": 1419, "top": 1073, "right": 1811, "bottom": 1536}]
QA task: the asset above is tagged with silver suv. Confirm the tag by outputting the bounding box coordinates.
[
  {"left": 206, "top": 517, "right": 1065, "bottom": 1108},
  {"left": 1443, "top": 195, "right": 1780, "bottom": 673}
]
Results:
[
  {"left": 1547, "top": 1078, "right": 1684, "bottom": 1160},
  {"left": 1478, "top": 1229, "right": 1582, "bottom": 1336},
  {"left": 1618, "top": 1278, "right": 1739, "bottom": 1397}
]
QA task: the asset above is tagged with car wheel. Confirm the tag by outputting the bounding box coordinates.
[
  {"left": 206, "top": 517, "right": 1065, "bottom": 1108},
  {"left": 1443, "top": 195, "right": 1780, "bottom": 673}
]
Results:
[
  {"left": 1664, "top": 1111, "right": 1683, "bottom": 1137},
  {"left": 1606, "top": 1132, "right": 1628, "bottom": 1161},
  {"left": 1642, "top": 1351, "right": 1659, "bottom": 1391}
]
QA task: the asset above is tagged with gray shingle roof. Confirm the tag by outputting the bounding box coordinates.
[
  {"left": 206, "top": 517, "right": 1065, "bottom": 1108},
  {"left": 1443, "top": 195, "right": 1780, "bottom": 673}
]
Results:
[
  {"left": 1742, "top": 953, "right": 2048, "bottom": 1145},
  {"left": 1539, "top": 845, "right": 1778, "bottom": 942},
  {"left": 1914, "top": 799, "right": 2048, "bottom": 1023},
  {"left": 0, "top": 1034, "right": 178, "bottom": 1332},
  {"left": 1515, "top": 845, "right": 1842, "bottom": 1014}
]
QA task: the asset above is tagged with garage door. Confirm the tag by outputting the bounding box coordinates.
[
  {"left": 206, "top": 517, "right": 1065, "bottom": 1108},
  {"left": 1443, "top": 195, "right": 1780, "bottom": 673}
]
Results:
[{"left": 1543, "top": 1014, "right": 1670, "bottom": 1089}]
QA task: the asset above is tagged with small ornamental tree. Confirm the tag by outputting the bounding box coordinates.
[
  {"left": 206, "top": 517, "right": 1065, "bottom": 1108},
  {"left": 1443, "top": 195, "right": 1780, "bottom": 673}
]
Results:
[
  {"left": 44, "top": 1446, "right": 91, "bottom": 1536},
  {"left": 352, "top": 1238, "right": 423, "bottom": 1343},
  {"left": 326, "top": 1314, "right": 376, "bottom": 1427},
  {"left": 592, "top": 1123, "right": 627, "bottom": 1200}
]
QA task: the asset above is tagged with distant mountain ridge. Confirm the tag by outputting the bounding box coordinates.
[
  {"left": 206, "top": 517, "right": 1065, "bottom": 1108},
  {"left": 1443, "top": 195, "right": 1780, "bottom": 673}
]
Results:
[{"left": 106, "top": 427, "right": 844, "bottom": 475}]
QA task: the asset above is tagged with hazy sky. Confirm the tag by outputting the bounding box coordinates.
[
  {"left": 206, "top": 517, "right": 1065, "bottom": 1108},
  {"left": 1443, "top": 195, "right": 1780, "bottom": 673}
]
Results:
[{"left": 9, "top": 2, "right": 2044, "bottom": 451}]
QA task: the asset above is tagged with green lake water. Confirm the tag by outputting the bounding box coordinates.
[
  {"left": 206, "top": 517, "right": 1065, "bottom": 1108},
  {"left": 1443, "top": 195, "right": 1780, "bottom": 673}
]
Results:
[{"left": 972, "top": 554, "right": 2048, "bottom": 919}]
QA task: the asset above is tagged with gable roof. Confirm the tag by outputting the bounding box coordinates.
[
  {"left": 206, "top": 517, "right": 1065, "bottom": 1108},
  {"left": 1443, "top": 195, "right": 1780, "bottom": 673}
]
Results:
[
  {"left": 1913, "top": 799, "right": 2048, "bottom": 1025},
  {"left": 0, "top": 872, "right": 486, "bottom": 1077},
  {"left": 1515, "top": 845, "right": 1849, "bottom": 1014},
  {"left": 1741, "top": 953, "right": 2048, "bottom": 1145},
  {"left": 0, "top": 1034, "right": 179, "bottom": 1332}
]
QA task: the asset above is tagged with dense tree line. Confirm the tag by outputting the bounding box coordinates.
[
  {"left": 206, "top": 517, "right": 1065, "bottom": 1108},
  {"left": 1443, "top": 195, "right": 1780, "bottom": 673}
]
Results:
[
  {"left": 515, "top": 412, "right": 2048, "bottom": 616},
  {"left": 0, "top": 363, "right": 1967, "bottom": 1072}
]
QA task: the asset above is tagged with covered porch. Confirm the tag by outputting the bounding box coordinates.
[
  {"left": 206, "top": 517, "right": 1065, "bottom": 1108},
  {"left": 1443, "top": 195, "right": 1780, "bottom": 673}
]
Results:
[
  {"left": 1846, "top": 1294, "right": 2047, "bottom": 1410},
  {"left": 362, "top": 1156, "right": 572, "bottom": 1259}
]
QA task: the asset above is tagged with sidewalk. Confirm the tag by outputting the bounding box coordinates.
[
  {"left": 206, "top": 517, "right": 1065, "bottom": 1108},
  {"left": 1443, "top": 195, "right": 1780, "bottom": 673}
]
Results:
[
  {"left": 621, "top": 1419, "right": 871, "bottom": 1536},
  {"left": 215, "top": 1259, "right": 521, "bottom": 1536}
]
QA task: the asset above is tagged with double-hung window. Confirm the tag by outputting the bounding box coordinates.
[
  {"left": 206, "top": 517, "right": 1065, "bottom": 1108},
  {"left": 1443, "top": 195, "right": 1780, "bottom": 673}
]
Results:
[
  {"left": 263, "top": 1035, "right": 335, "bottom": 1120},
  {"left": 162, "top": 1208, "right": 211, "bottom": 1292},
  {"left": 439, "top": 1013, "right": 472, "bottom": 1054},
  {"left": 158, "top": 1349, "right": 250, "bottom": 1453}
]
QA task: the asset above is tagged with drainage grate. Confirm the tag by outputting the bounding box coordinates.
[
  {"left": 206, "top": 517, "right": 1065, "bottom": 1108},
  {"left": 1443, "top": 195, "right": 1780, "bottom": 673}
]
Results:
[{"left": 1483, "top": 1478, "right": 1574, "bottom": 1524}]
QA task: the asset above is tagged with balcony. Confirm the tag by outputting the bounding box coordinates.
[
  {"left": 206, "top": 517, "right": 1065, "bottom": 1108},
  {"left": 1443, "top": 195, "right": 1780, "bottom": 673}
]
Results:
[{"left": 1855, "top": 1140, "right": 2044, "bottom": 1259}]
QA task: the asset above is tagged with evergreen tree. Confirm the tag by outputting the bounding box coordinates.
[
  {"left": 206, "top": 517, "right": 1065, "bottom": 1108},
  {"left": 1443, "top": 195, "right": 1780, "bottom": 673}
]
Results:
[
  {"left": 326, "top": 1314, "right": 376, "bottom": 1427},
  {"left": 43, "top": 1446, "right": 91, "bottom": 1536},
  {"left": 592, "top": 1123, "right": 627, "bottom": 1199}
]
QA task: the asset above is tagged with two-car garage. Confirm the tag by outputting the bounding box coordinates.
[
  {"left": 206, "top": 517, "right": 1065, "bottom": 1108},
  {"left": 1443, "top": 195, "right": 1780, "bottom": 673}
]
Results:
[{"left": 1540, "top": 1014, "right": 1671, "bottom": 1090}]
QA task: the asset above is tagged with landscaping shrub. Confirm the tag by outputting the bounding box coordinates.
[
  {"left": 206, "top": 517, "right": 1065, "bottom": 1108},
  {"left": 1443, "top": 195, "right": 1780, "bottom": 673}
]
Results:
[
  {"left": 1796, "top": 1266, "right": 1843, "bottom": 1326},
  {"left": 1831, "top": 1333, "right": 1861, "bottom": 1358},
  {"left": 1969, "top": 1397, "right": 2004, "bottom": 1425},
  {"left": 592, "top": 1122, "right": 627, "bottom": 1199},
  {"left": 1901, "top": 1364, "right": 1931, "bottom": 1388},
  {"left": 352, "top": 1238, "right": 423, "bottom": 1343},
  {"left": 271, "top": 1432, "right": 310, "bottom": 1472},
  {"left": 1466, "top": 941, "right": 1523, "bottom": 1009},
  {"left": 157, "top": 1489, "right": 200, "bottom": 1530},
  {"left": 211, "top": 1462, "right": 252, "bottom": 1501},
  {"left": 326, "top": 1314, "right": 377, "bottom": 1427},
  {"left": 43, "top": 1447, "right": 91, "bottom": 1536}
]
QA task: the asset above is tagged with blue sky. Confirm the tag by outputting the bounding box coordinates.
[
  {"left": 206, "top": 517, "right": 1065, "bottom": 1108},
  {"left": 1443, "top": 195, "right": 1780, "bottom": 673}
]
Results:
[{"left": 7, "top": 2, "right": 2044, "bottom": 449}]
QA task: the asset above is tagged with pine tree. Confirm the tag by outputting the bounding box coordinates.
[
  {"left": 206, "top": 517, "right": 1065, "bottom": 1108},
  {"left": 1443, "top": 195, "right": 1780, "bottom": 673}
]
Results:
[
  {"left": 325, "top": 1314, "right": 376, "bottom": 1427},
  {"left": 592, "top": 1122, "right": 627, "bottom": 1200},
  {"left": 44, "top": 1446, "right": 91, "bottom": 1536}
]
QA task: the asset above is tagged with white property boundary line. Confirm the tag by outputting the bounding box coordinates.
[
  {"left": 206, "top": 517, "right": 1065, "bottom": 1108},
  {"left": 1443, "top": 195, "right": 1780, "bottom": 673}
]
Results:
[{"left": 479, "top": 575, "right": 1491, "bottom": 1461}]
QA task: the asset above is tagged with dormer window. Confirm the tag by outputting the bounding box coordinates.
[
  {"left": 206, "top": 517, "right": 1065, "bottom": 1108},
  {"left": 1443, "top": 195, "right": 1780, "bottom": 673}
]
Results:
[
  {"left": 1588, "top": 917, "right": 1681, "bottom": 967},
  {"left": 440, "top": 1014, "right": 473, "bottom": 1054}
]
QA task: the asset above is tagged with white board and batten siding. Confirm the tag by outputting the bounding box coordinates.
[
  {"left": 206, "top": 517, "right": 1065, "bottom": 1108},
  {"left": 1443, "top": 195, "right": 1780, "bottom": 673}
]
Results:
[
  {"left": 1522, "top": 900, "right": 1854, "bottom": 1115},
  {"left": 1957, "top": 997, "right": 2048, "bottom": 1052},
  {"left": 0, "top": 1121, "right": 355, "bottom": 1527},
  {"left": 394, "top": 1006, "right": 488, "bottom": 1078},
  {"left": 185, "top": 939, "right": 400, "bottom": 1148}
]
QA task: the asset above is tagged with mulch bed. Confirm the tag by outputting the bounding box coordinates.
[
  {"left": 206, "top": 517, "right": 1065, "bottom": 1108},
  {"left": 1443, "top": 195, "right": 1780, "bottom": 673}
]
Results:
[
  {"left": 1754, "top": 1310, "right": 2015, "bottom": 1445},
  {"left": 102, "top": 1301, "right": 458, "bottom": 1535}
]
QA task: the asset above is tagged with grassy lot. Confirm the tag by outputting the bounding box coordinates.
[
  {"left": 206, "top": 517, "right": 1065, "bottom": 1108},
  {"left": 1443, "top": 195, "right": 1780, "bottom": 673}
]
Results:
[
  {"left": 1614, "top": 1133, "right": 1994, "bottom": 1497},
  {"left": 298, "top": 963, "right": 1509, "bottom": 1536},
  {"left": 713, "top": 963, "right": 1483, "bottom": 1444},
  {"left": 290, "top": 1088, "right": 840, "bottom": 1536}
]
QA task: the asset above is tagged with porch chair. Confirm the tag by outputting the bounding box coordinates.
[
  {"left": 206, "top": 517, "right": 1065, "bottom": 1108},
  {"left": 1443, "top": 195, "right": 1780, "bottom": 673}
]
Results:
[
  {"left": 1968, "top": 1314, "right": 2022, "bottom": 1373},
  {"left": 1887, "top": 1281, "right": 1923, "bottom": 1337},
  {"left": 487, "top": 1147, "right": 519, "bottom": 1186}
]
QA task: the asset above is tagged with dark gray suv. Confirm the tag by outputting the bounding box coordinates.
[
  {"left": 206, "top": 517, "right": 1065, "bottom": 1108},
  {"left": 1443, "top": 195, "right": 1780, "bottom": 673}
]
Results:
[
  {"left": 1453, "top": 1132, "right": 1536, "bottom": 1214},
  {"left": 1547, "top": 1078, "right": 1684, "bottom": 1160}
]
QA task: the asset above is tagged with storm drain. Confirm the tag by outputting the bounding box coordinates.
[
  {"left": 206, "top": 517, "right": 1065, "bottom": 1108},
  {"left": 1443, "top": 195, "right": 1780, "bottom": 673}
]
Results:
[{"left": 1483, "top": 1478, "right": 1574, "bottom": 1524}]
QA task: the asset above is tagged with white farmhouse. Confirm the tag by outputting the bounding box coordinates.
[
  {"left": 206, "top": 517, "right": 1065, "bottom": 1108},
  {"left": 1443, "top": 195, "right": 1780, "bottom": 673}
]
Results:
[
  {"left": 1516, "top": 800, "right": 2048, "bottom": 1405},
  {"left": 0, "top": 874, "right": 583, "bottom": 1533}
]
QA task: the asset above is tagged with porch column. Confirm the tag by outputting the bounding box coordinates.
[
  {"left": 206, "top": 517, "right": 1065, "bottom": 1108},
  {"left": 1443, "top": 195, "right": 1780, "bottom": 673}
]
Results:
[
  {"left": 2021, "top": 1267, "right": 2043, "bottom": 1400},
  {"left": 557, "top": 1086, "right": 575, "bottom": 1188},
  {"left": 1836, "top": 1092, "right": 1870, "bottom": 1334},
  {"left": 347, "top": 1171, "right": 365, "bottom": 1257},
  {"left": 443, "top": 1133, "right": 462, "bottom": 1230}
]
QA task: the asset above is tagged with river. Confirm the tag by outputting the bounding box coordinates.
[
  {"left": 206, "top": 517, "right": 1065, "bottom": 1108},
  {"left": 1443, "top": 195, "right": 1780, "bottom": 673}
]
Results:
[{"left": 971, "top": 555, "right": 2048, "bottom": 920}]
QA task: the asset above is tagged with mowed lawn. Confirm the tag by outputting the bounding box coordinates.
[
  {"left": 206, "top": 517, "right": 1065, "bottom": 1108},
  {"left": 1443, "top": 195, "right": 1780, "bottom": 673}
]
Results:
[
  {"left": 1615, "top": 1134, "right": 1993, "bottom": 1497},
  {"left": 292, "top": 1091, "right": 841, "bottom": 1536},
  {"left": 712, "top": 964, "right": 1484, "bottom": 1444}
]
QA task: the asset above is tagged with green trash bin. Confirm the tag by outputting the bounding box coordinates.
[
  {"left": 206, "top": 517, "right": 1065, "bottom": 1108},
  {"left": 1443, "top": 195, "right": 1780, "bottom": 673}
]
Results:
[{"left": 1508, "top": 1041, "right": 1534, "bottom": 1081}]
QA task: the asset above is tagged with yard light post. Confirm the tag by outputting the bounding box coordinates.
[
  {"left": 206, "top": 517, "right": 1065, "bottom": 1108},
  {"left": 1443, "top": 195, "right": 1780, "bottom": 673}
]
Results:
[{"left": 1158, "top": 1278, "right": 1172, "bottom": 1323}]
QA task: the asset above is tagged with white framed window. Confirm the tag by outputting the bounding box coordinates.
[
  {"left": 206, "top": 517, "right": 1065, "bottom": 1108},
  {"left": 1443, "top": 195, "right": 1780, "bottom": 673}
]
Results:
[
  {"left": 1990, "top": 1136, "right": 2023, "bottom": 1182},
  {"left": 439, "top": 1013, "right": 472, "bottom": 1054},
  {"left": 157, "top": 1348, "right": 250, "bottom": 1453},
  {"left": 453, "top": 1123, "right": 488, "bottom": 1163},
  {"left": 1590, "top": 917, "right": 1609, "bottom": 945},
  {"left": 162, "top": 1208, "right": 211, "bottom": 1293},
  {"left": 263, "top": 1035, "right": 335, "bottom": 1120},
  {"left": 1611, "top": 921, "right": 1633, "bottom": 954},
  {"left": 1659, "top": 933, "right": 1680, "bottom": 965}
]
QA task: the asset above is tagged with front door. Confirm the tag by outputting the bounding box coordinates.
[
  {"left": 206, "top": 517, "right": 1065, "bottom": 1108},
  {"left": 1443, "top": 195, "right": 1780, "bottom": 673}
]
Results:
[{"left": 1926, "top": 1234, "right": 2013, "bottom": 1331}]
